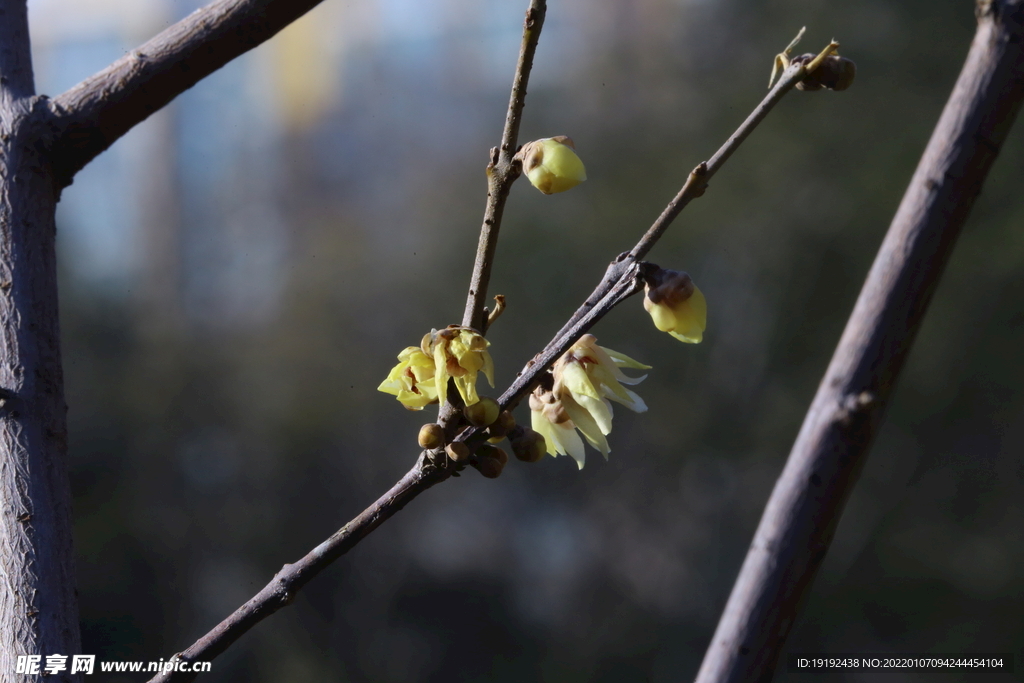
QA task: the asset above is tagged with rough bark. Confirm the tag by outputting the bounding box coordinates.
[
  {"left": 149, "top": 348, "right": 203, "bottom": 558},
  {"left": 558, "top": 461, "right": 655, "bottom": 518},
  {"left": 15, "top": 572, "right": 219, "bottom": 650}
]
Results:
[
  {"left": 0, "top": 2, "right": 81, "bottom": 681},
  {"left": 1, "top": 0, "right": 338, "bottom": 678},
  {"left": 695, "top": 2, "right": 1024, "bottom": 681}
]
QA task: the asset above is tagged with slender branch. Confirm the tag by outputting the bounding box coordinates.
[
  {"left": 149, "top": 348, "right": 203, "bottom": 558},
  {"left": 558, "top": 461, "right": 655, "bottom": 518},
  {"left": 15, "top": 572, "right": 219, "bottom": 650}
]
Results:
[
  {"left": 147, "top": 266, "right": 645, "bottom": 683},
  {"left": 695, "top": 4, "right": 1024, "bottom": 682},
  {"left": 549, "top": 58, "right": 810, "bottom": 352},
  {"left": 495, "top": 264, "right": 645, "bottom": 412},
  {"left": 149, "top": 459, "right": 449, "bottom": 683},
  {"left": 461, "top": 0, "right": 547, "bottom": 332},
  {"left": 47, "top": 0, "right": 330, "bottom": 188}
]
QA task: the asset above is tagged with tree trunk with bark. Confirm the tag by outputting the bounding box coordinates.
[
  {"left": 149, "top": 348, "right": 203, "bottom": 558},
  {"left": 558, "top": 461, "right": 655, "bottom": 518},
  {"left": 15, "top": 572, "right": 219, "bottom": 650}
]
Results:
[
  {"left": 0, "top": 3, "right": 80, "bottom": 681},
  {"left": 0, "top": 0, "right": 331, "bottom": 679}
]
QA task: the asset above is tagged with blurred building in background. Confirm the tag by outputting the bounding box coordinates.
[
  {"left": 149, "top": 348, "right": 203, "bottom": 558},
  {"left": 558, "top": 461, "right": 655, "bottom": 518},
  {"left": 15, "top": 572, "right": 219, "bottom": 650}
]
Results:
[{"left": 27, "top": 0, "right": 1024, "bottom": 680}]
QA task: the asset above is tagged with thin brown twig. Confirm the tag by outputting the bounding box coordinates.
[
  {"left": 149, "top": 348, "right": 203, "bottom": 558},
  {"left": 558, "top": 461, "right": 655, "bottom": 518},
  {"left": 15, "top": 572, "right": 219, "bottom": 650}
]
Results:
[
  {"left": 147, "top": 32, "right": 830, "bottom": 681},
  {"left": 461, "top": 0, "right": 547, "bottom": 333},
  {"left": 148, "top": 460, "right": 446, "bottom": 682},
  {"left": 548, "top": 56, "right": 812, "bottom": 353},
  {"left": 48, "top": 0, "right": 330, "bottom": 189},
  {"left": 695, "top": 3, "right": 1024, "bottom": 681}
]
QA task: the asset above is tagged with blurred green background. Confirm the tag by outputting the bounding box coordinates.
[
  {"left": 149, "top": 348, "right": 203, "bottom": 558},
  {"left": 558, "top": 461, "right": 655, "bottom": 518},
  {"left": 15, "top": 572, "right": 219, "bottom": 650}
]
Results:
[{"left": 29, "top": 0, "right": 1023, "bottom": 680}]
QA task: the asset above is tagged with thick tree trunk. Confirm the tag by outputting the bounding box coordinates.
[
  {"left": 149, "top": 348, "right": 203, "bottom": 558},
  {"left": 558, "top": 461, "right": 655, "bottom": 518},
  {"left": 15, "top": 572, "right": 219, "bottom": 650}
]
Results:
[{"left": 0, "top": 1, "right": 81, "bottom": 681}]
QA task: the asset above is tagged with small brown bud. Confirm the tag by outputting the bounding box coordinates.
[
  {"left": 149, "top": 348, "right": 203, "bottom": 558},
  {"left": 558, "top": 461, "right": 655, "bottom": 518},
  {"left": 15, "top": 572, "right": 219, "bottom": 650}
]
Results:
[
  {"left": 418, "top": 423, "right": 444, "bottom": 449},
  {"left": 484, "top": 410, "right": 517, "bottom": 441},
  {"left": 794, "top": 54, "right": 856, "bottom": 92},
  {"left": 464, "top": 397, "right": 501, "bottom": 427},
  {"left": 474, "top": 457, "right": 503, "bottom": 478},
  {"left": 478, "top": 443, "right": 508, "bottom": 465},
  {"left": 445, "top": 442, "right": 470, "bottom": 462},
  {"left": 473, "top": 443, "right": 508, "bottom": 478},
  {"left": 510, "top": 428, "right": 547, "bottom": 463},
  {"left": 497, "top": 410, "right": 516, "bottom": 432}
]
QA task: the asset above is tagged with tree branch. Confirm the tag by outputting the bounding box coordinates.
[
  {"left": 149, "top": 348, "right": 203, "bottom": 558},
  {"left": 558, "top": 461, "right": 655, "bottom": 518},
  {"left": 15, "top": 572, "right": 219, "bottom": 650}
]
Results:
[
  {"left": 695, "top": 3, "right": 1024, "bottom": 681},
  {"left": 461, "top": 0, "right": 547, "bottom": 333},
  {"left": 548, "top": 57, "right": 812, "bottom": 356},
  {"left": 47, "top": 0, "right": 330, "bottom": 189},
  {"left": 149, "top": 459, "right": 448, "bottom": 683}
]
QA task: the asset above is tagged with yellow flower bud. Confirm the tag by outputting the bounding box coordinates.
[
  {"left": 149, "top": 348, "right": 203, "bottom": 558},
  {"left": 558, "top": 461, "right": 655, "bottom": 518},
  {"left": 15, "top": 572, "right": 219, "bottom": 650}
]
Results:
[
  {"left": 519, "top": 136, "right": 587, "bottom": 194},
  {"left": 643, "top": 269, "right": 707, "bottom": 344}
]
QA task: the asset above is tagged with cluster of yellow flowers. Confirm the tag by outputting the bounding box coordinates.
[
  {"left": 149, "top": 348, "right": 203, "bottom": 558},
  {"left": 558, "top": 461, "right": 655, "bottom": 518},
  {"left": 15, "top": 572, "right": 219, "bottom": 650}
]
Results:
[
  {"left": 378, "top": 137, "right": 710, "bottom": 471},
  {"left": 529, "top": 334, "right": 648, "bottom": 469},
  {"left": 377, "top": 327, "right": 494, "bottom": 410}
]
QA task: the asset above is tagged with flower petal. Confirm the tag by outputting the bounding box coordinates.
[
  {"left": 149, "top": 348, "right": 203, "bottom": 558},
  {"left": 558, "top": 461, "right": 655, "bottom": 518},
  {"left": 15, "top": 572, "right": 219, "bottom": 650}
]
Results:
[
  {"left": 481, "top": 349, "right": 495, "bottom": 387},
  {"left": 455, "top": 374, "right": 479, "bottom": 406},
  {"left": 562, "top": 394, "right": 611, "bottom": 459},
  {"left": 570, "top": 392, "right": 613, "bottom": 435},
  {"left": 559, "top": 362, "right": 601, "bottom": 400},
  {"left": 433, "top": 341, "right": 450, "bottom": 405},
  {"left": 670, "top": 285, "right": 706, "bottom": 343},
  {"left": 605, "top": 387, "right": 648, "bottom": 413},
  {"left": 597, "top": 345, "right": 652, "bottom": 371},
  {"left": 647, "top": 301, "right": 677, "bottom": 332},
  {"left": 561, "top": 426, "right": 587, "bottom": 469}
]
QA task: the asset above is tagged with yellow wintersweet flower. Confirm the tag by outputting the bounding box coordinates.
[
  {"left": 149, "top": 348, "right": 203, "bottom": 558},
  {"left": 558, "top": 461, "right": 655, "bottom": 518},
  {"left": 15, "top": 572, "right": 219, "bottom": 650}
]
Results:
[
  {"left": 424, "top": 326, "right": 495, "bottom": 406},
  {"left": 643, "top": 269, "right": 707, "bottom": 343},
  {"left": 518, "top": 136, "right": 587, "bottom": 194},
  {"left": 377, "top": 346, "right": 439, "bottom": 410},
  {"left": 532, "top": 334, "right": 649, "bottom": 469},
  {"left": 529, "top": 386, "right": 584, "bottom": 466}
]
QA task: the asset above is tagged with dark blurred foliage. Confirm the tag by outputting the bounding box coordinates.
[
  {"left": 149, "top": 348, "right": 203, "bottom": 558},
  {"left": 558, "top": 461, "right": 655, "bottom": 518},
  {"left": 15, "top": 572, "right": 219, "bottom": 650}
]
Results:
[{"left": 44, "top": 0, "right": 1024, "bottom": 680}]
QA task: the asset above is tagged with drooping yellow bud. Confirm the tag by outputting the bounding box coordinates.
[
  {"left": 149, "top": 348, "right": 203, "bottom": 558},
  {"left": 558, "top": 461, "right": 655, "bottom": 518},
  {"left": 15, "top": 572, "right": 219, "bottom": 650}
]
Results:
[
  {"left": 643, "top": 268, "right": 707, "bottom": 344},
  {"left": 518, "top": 136, "right": 587, "bottom": 194}
]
